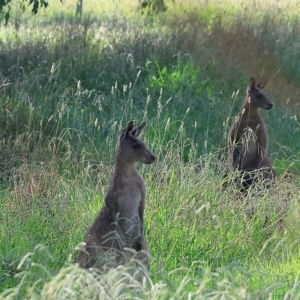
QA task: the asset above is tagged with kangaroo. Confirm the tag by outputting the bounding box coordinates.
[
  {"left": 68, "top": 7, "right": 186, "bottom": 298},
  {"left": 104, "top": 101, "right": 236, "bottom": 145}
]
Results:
[
  {"left": 78, "top": 121, "right": 155, "bottom": 270},
  {"left": 227, "top": 77, "right": 275, "bottom": 189}
]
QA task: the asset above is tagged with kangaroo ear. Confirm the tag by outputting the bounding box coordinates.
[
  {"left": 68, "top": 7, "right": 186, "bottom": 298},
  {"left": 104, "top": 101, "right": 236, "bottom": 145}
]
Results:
[
  {"left": 248, "top": 77, "right": 256, "bottom": 92},
  {"left": 121, "top": 121, "right": 134, "bottom": 139},
  {"left": 131, "top": 122, "right": 146, "bottom": 137},
  {"left": 256, "top": 78, "right": 269, "bottom": 90}
]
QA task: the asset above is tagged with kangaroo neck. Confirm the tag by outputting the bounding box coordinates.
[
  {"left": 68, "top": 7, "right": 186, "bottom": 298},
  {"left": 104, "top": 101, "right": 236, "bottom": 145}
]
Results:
[
  {"left": 240, "top": 98, "right": 260, "bottom": 116},
  {"left": 114, "top": 157, "right": 138, "bottom": 176}
]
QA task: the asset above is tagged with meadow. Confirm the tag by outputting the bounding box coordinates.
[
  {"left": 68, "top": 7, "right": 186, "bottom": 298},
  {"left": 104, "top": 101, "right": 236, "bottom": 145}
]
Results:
[{"left": 1, "top": 0, "right": 300, "bottom": 298}]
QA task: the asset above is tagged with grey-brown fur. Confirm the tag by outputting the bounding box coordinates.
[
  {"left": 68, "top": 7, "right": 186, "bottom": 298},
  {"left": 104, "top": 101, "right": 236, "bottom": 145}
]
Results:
[
  {"left": 227, "top": 77, "right": 275, "bottom": 188},
  {"left": 78, "top": 121, "right": 155, "bottom": 270}
]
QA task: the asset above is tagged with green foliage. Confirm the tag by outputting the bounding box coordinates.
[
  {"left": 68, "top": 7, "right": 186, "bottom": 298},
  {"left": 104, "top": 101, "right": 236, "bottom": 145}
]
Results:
[
  {"left": 1, "top": 0, "right": 300, "bottom": 298},
  {"left": 139, "top": 0, "right": 168, "bottom": 15},
  {"left": 0, "top": 0, "right": 54, "bottom": 25},
  {"left": 147, "top": 58, "right": 197, "bottom": 94},
  {"left": 0, "top": 0, "right": 10, "bottom": 22}
]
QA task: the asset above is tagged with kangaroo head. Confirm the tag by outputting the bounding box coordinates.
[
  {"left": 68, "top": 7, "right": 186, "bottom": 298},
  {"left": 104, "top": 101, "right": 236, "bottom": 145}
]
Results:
[
  {"left": 118, "top": 121, "right": 156, "bottom": 165},
  {"left": 247, "top": 77, "right": 274, "bottom": 110}
]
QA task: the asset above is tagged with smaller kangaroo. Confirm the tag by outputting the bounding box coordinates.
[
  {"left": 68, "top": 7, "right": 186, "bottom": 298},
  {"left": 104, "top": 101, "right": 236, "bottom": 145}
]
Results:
[
  {"left": 78, "top": 121, "right": 155, "bottom": 270},
  {"left": 227, "top": 77, "right": 275, "bottom": 189}
]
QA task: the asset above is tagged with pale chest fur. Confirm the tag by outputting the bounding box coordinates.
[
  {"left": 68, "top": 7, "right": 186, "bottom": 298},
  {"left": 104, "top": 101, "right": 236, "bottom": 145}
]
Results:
[
  {"left": 117, "top": 176, "right": 145, "bottom": 218},
  {"left": 115, "top": 173, "right": 145, "bottom": 243},
  {"left": 234, "top": 113, "right": 268, "bottom": 151}
]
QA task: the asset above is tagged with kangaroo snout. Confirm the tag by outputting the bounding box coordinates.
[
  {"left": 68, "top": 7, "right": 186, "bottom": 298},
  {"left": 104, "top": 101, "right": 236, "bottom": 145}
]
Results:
[
  {"left": 143, "top": 151, "right": 156, "bottom": 164},
  {"left": 265, "top": 102, "right": 273, "bottom": 110}
]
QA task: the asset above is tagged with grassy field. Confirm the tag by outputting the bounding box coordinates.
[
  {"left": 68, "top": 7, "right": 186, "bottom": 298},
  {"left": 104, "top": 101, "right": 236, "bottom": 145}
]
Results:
[{"left": 1, "top": 0, "right": 300, "bottom": 299}]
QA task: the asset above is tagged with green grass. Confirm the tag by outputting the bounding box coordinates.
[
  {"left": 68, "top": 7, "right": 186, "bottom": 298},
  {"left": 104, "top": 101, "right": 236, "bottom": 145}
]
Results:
[{"left": 1, "top": 0, "right": 300, "bottom": 299}]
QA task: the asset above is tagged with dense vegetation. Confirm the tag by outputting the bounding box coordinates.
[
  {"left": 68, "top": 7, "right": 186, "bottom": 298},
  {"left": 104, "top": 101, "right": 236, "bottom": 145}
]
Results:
[{"left": 1, "top": 0, "right": 300, "bottom": 298}]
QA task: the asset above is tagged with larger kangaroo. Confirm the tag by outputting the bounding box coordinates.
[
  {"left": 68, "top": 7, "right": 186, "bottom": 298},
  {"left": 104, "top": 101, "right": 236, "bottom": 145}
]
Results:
[
  {"left": 228, "top": 77, "right": 275, "bottom": 189},
  {"left": 78, "top": 121, "right": 155, "bottom": 270}
]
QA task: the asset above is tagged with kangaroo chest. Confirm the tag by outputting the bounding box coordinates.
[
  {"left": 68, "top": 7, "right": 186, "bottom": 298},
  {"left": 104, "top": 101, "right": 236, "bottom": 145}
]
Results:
[
  {"left": 238, "top": 114, "right": 268, "bottom": 149},
  {"left": 117, "top": 177, "right": 145, "bottom": 243},
  {"left": 117, "top": 178, "right": 144, "bottom": 214}
]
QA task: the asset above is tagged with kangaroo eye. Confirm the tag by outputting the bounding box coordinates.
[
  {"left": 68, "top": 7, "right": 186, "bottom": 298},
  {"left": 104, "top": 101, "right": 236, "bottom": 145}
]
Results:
[
  {"left": 256, "top": 94, "right": 262, "bottom": 99},
  {"left": 133, "top": 144, "right": 140, "bottom": 149}
]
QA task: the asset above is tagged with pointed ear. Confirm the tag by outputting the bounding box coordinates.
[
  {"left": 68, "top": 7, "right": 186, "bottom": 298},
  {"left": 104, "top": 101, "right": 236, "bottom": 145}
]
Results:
[
  {"left": 131, "top": 122, "right": 146, "bottom": 137},
  {"left": 121, "top": 121, "right": 134, "bottom": 139},
  {"left": 256, "top": 78, "right": 269, "bottom": 90},
  {"left": 248, "top": 77, "right": 256, "bottom": 91}
]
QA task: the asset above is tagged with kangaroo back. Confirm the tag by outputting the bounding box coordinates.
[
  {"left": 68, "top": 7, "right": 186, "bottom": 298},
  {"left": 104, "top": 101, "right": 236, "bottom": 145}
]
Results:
[{"left": 78, "top": 121, "right": 155, "bottom": 271}]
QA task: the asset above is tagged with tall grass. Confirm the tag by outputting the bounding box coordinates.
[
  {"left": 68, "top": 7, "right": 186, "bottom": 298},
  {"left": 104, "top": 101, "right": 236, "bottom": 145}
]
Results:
[{"left": 1, "top": 0, "right": 300, "bottom": 299}]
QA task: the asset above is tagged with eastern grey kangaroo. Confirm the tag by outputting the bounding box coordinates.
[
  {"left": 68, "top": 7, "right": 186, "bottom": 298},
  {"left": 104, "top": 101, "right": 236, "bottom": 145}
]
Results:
[
  {"left": 228, "top": 77, "right": 276, "bottom": 189},
  {"left": 78, "top": 121, "right": 155, "bottom": 270}
]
